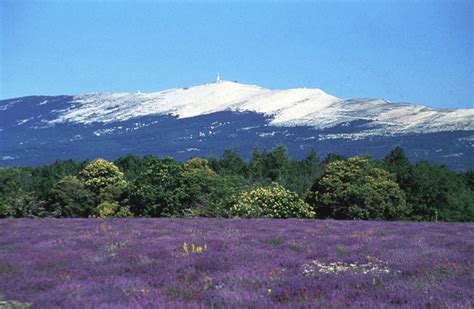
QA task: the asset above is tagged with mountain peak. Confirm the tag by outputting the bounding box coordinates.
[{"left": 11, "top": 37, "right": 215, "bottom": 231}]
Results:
[
  {"left": 51, "top": 82, "right": 344, "bottom": 126},
  {"left": 3, "top": 81, "right": 469, "bottom": 135},
  {"left": 1, "top": 82, "right": 472, "bottom": 169}
]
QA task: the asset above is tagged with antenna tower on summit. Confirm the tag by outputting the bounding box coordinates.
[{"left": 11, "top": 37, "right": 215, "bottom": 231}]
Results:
[{"left": 216, "top": 73, "right": 221, "bottom": 83}]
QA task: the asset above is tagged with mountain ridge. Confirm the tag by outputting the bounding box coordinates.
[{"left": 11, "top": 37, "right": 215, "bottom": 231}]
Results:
[
  {"left": 28, "top": 81, "right": 472, "bottom": 137},
  {"left": 0, "top": 81, "right": 472, "bottom": 169}
]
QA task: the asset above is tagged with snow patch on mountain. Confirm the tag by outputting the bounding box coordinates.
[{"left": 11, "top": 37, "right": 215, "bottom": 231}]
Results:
[{"left": 46, "top": 81, "right": 474, "bottom": 136}]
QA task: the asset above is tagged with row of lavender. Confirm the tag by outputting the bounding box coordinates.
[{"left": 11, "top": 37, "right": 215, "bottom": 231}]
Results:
[{"left": 1, "top": 219, "right": 473, "bottom": 307}]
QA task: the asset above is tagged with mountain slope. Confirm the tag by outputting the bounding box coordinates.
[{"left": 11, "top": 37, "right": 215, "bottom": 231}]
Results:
[
  {"left": 45, "top": 81, "right": 473, "bottom": 134},
  {"left": 1, "top": 81, "right": 473, "bottom": 169}
]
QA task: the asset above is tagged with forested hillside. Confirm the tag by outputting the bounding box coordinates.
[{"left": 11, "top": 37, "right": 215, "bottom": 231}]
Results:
[{"left": 1, "top": 146, "right": 472, "bottom": 221}]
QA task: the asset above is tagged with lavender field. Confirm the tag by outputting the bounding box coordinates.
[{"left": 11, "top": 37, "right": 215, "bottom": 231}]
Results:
[{"left": 0, "top": 219, "right": 473, "bottom": 308}]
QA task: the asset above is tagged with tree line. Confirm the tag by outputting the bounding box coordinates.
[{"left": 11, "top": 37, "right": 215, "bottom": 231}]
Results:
[{"left": 0, "top": 146, "right": 473, "bottom": 221}]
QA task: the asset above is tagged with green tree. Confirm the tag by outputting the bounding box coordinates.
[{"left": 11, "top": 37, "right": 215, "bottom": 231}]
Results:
[
  {"left": 181, "top": 158, "right": 219, "bottom": 216},
  {"left": 129, "top": 157, "right": 187, "bottom": 217},
  {"left": 280, "top": 149, "right": 322, "bottom": 196},
  {"left": 0, "top": 195, "right": 9, "bottom": 218},
  {"left": 30, "top": 160, "right": 81, "bottom": 202},
  {"left": 47, "top": 176, "right": 94, "bottom": 217},
  {"left": 265, "top": 145, "right": 290, "bottom": 182},
  {"left": 0, "top": 168, "right": 35, "bottom": 217},
  {"left": 463, "top": 169, "right": 474, "bottom": 191},
  {"left": 79, "top": 158, "right": 129, "bottom": 217},
  {"left": 214, "top": 149, "right": 248, "bottom": 177},
  {"left": 383, "top": 146, "right": 411, "bottom": 186},
  {"left": 403, "top": 162, "right": 474, "bottom": 221},
  {"left": 183, "top": 157, "right": 216, "bottom": 174},
  {"left": 182, "top": 171, "right": 245, "bottom": 217},
  {"left": 249, "top": 145, "right": 291, "bottom": 183},
  {"left": 80, "top": 158, "right": 127, "bottom": 195},
  {"left": 306, "top": 156, "right": 408, "bottom": 220},
  {"left": 231, "top": 183, "right": 315, "bottom": 218},
  {"left": 95, "top": 201, "right": 132, "bottom": 218},
  {"left": 249, "top": 146, "right": 264, "bottom": 181},
  {"left": 322, "top": 153, "right": 345, "bottom": 165},
  {"left": 114, "top": 155, "right": 151, "bottom": 180}
]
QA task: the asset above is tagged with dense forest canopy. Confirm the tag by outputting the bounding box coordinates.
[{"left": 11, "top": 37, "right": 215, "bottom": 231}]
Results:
[{"left": 0, "top": 146, "right": 472, "bottom": 221}]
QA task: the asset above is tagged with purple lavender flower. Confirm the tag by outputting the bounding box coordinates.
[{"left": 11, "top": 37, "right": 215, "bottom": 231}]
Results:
[{"left": 0, "top": 218, "right": 472, "bottom": 307}]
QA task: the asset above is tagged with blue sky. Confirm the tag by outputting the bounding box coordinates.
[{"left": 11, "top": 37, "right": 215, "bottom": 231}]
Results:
[{"left": 1, "top": 1, "right": 472, "bottom": 108}]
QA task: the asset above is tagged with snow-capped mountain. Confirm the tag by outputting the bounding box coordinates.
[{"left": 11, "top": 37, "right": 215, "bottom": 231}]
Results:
[
  {"left": 48, "top": 81, "right": 472, "bottom": 135},
  {"left": 1, "top": 81, "right": 473, "bottom": 169}
]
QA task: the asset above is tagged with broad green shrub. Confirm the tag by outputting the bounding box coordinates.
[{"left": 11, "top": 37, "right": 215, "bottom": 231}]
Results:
[
  {"left": 48, "top": 176, "right": 95, "bottom": 217},
  {"left": 231, "top": 183, "right": 315, "bottom": 218},
  {"left": 97, "top": 201, "right": 118, "bottom": 217},
  {"left": 0, "top": 196, "right": 10, "bottom": 218},
  {"left": 129, "top": 157, "right": 187, "bottom": 217},
  {"left": 306, "top": 156, "right": 408, "bottom": 220},
  {"left": 80, "top": 158, "right": 127, "bottom": 195},
  {"left": 183, "top": 157, "right": 216, "bottom": 175},
  {"left": 80, "top": 158, "right": 129, "bottom": 216},
  {"left": 96, "top": 201, "right": 132, "bottom": 218}
]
